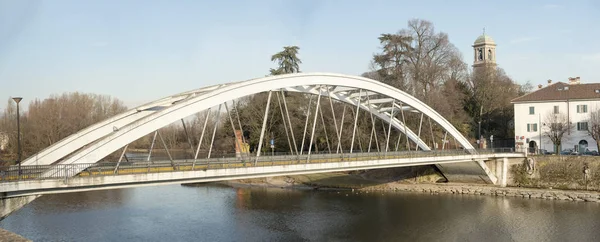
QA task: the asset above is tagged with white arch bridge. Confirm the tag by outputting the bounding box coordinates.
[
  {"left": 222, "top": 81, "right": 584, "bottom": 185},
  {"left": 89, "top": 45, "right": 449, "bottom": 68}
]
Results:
[{"left": 0, "top": 73, "right": 524, "bottom": 219}]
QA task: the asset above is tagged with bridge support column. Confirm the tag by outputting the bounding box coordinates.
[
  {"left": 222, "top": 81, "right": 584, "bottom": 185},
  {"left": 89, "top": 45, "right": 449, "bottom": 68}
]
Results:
[
  {"left": 0, "top": 195, "right": 39, "bottom": 220},
  {"left": 501, "top": 157, "right": 508, "bottom": 187},
  {"left": 492, "top": 157, "right": 509, "bottom": 187}
]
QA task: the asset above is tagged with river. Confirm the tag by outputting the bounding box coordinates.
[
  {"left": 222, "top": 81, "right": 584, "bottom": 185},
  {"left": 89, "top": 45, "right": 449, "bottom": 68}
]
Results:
[{"left": 1, "top": 184, "right": 599, "bottom": 241}]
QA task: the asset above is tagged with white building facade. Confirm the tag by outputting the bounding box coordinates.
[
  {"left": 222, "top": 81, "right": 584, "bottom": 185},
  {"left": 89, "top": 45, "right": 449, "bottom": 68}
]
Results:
[{"left": 513, "top": 78, "right": 600, "bottom": 153}]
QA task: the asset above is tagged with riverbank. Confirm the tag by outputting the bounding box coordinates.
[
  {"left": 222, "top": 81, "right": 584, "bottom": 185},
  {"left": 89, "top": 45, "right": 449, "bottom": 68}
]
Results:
[
  {"left": 365, "top": 183, "right": 600, "bottom": 202},
  {"left": 0, "top": 228, "right": 30, "bottom": 242},
  {"left": 215, "top": 170, "right": 600, "bottom": 203}
]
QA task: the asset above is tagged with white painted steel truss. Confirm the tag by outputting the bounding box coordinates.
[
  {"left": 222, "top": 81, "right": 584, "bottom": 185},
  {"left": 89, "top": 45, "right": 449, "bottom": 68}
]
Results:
[{"left": 22, "top": 73, "right": 476, "bottom": 167}]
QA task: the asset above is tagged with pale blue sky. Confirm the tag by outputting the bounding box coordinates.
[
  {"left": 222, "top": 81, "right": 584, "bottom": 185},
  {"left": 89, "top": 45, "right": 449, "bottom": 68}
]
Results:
[{"left": 1, "top": 0, "right": 599, "bottom": 108}]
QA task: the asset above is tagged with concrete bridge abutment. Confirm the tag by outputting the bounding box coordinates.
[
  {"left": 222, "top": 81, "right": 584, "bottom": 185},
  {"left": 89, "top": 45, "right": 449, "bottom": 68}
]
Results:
[{"left": 0, "top": 195, "right": 39, "bottom": 221}]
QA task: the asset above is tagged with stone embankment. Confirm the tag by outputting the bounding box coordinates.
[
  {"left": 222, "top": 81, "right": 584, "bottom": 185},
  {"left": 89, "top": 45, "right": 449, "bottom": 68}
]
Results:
[
  {"left": 364, "top": 183, "right": 600, "bottom": 203},
  {"left": 0, "top": 228, "right": 31, "bottom": 242}
]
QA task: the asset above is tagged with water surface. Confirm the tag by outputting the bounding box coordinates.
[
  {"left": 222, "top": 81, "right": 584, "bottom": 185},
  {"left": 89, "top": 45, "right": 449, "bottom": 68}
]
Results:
[{"left": 1, "top": 184, "right": 599, "bottom": 241}]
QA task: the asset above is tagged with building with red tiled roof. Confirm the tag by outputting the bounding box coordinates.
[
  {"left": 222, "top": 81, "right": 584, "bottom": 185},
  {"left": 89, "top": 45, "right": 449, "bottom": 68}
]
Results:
[{"left": 512, "top": 77, "right": 600, "bottom": 153}]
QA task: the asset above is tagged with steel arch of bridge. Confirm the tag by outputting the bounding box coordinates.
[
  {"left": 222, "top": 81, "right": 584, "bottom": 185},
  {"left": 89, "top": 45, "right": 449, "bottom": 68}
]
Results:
[{"left": 22, "top": 73, "right": 475, "bottom": 167}]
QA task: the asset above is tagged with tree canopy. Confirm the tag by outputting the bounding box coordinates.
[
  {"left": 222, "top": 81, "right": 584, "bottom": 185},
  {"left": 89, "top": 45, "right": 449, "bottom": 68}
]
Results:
[{"left": 269, "top": 46, "right": 302, "bottom": 75}]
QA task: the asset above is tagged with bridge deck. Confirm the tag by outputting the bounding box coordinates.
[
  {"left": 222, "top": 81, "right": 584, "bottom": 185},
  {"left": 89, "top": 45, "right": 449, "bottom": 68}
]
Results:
[{"left": 0, "top": 150, "right": 523, "bottom": 198}]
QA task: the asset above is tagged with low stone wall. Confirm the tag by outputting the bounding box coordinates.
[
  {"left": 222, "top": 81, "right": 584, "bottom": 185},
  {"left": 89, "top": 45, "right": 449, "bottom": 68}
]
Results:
[
  {"left": 363, "top": 183, "right": 600, "bottom": 202},
  {"left": 510, "top": 155, "right": 600, "bottom": 191}
]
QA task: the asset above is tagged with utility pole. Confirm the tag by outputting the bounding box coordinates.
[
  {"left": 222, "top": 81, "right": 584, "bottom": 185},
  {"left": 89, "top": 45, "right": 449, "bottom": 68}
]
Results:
[{"left": 12, "top": 97, "right": 23, "bottom": 176}]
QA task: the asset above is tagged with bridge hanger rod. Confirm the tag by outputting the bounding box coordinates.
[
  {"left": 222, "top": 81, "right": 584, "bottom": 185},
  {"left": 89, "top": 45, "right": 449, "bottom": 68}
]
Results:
[
  {"left": 336, "top": 105, "right": 347, "bottom": 154},
  {"left": 225, "top": 102, "right": 246, "bottom": 162},
  {"left": 367, "top": 121, "right": 374, "bottom": 152},
  {"left": 380, "top": 118, "right": 388, "bottom": 151},
  {"left": 307, "top": 86, "right": 322, "bottom": 163},
  {"left": 416, "top": 113, "right": 424, "bottom": 151},
  {"left": 280, "top": 90, "right": 298, "bottom": 156},
  {"left": 350, "top": 89, "right": 362, "bottom": 153},
  {"left": 276, "top": 92, "right": 294, "bottom": 155},
  {"left": 441, "top": 131, "right": 448, "bottom": 150},
  {"left": 349, "top": 107, "right": 364, "bottom": 152},
  {"left": 429, "top": 117, "right": 435, "bottom": 150},
  {"left": 233, "top": 100, "right": 250, "bottom": 160},
  {"left": 157, "top": 130, "right": 174, "bottom": 167},
  {"left": 395, "top": 130, "right": 402, "bottom": 152},
  {"left": 357, "top": 115, "right": 364, "bottom": 152},
  {"left": 385, "top": 100, "right": 396, "bottom": 153},
  {"left": 326, "top": 86, "right": 342, "bottom": 155},
  {"left": 255, "top": 91, "right": 273, "bottom": 164},
  {"left": 181, "top": 119, "right": 195, "bottom": 159},
  {"left": 454, "top": 137, "right": 458, "bottom": 150},
  {"left": 114, "top": 144, "right": 129, "bottom": 174},
  {"left": 318, "top": 97, "right": 332, "bottom": 154},
  {"left": 366, "top": 94, "right": 380, "bottom": 153},
  {"left": 399, "top": 102, "right": 410, "bottom": 150},
  {"left": 208, "top": 104, "right": 223, "bottom": 159},
  {"left": 147, "top": 131, "right": 158, "bottom": 163},
  {"left": 300, "top": 94, "right": 314, "bottom": 155},
  {"left": 194, "top": 108, "right": 211, "bottom": 163},
  {"left": 233, "top": 100, "right": 246, "bottom": 144}
]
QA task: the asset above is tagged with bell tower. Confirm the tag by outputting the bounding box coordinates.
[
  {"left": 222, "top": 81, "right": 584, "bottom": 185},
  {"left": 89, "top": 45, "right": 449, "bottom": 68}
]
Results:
[{"left": 472, "top": 29, "right": 497, "bottom": 68}]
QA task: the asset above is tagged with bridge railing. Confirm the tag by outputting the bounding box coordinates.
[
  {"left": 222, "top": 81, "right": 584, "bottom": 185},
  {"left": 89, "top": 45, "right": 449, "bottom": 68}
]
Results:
[{"left": 0, "top": 148, "right": 517, "bottom": 183}]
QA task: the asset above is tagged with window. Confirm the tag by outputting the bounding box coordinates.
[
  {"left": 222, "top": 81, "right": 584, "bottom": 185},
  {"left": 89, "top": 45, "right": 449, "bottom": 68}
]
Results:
[
  {"left": 577, "top": 122, "right": 588, "bottom": 131},
  {"left": 564, "top": 86, "right": 569, "bottom": 90},
  {"left": 529, "top": 106, "right": 535, "bottom": 115},
  {"left": 554, "top": 106, "right": 559, "bottom": 114},
  {"left": 577, "top": 105, "right": 588, "bottom": 113},
  {"left": 527, "top": 123, "right": 538, "bottom": 132}
]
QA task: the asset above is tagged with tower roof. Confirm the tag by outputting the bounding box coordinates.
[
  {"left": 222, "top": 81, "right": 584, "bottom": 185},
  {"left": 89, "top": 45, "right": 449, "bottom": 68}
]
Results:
[{"left": 474, "top": 34, "right": 495, "bottom": 45}]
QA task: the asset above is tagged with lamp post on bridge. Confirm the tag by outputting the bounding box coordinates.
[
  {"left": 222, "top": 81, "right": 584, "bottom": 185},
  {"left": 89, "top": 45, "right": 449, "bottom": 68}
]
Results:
[{"left": 12, "top": 97, "right": 23, "bottom": 175}]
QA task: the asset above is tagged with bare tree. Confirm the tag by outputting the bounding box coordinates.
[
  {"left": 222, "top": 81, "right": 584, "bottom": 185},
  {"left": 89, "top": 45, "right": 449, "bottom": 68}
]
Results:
[
  {"left": 462, "top": 65, "right": 520, "bottom": 139},
  {"left": 543, "top": 112, "right": 572, "bottom": 153},
  {"left": 588, "top": 109, "right": 600, "bottom": 152},
  {"left": 371, "top": 19, "right": 473, "bottom": 143},
  {"left": 0, "top": 93, "right": 127, "bottom": 158}
]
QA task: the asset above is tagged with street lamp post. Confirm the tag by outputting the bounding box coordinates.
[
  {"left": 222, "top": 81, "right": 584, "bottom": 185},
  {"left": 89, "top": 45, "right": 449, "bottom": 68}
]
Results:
[{"left": 12, "top": 97, "right": 23, "bottom": 176}]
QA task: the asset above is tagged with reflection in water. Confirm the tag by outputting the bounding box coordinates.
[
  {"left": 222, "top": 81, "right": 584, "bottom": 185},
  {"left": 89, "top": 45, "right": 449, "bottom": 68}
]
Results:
[{"left": 2, "top": 184, "right": 600, "bottom": 241}]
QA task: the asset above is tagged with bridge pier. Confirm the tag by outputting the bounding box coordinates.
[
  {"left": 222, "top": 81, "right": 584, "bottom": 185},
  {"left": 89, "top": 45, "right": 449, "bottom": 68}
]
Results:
[
  {"left": 0, "top": 195, "right": 38, "bottom": 220},
  {"left": 497, "top": 157, "right": 508, "bottom": 187}
]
